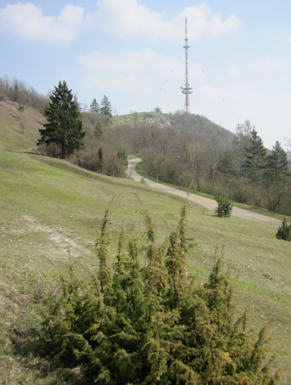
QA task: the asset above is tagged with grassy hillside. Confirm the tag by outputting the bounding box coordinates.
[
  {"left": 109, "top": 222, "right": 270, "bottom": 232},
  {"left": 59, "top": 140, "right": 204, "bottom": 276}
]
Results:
[
  {"left": 0, "top": 99, "right": 43, "bottom": 152},
  {"left": 0, "top": 102, "right": 290, "bottom": 384}
]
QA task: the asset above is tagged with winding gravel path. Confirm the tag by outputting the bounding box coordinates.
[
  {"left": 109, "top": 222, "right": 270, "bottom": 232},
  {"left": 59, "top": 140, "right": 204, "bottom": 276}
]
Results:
[{"left": 127, "top": 158, "right": 282, "bottom": 226}]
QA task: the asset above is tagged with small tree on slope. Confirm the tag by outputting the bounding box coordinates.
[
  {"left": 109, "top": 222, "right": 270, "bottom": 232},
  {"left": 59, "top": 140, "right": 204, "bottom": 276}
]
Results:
[
  {"left": 276, "top": 218, "right": 291, "bottom": 241},
  {"left": 215, "top": 193, "right": 233, "bottom": 217}
]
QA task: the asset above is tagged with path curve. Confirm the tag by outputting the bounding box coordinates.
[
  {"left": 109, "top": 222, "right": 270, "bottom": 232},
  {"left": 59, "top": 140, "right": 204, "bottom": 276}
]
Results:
[{"left": 127, "top": 158, "right": 281, "bottom": 227}]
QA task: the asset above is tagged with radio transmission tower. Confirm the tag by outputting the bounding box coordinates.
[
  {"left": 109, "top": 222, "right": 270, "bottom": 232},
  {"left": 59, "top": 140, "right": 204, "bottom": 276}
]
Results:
[{"left": 181, "top": 17, "right": 192, "bottom": 113}]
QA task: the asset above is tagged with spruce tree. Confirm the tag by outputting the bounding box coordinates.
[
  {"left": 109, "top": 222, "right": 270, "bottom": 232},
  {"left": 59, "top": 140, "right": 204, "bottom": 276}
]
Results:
[
  {"left": 265, "top": 141, "right": 288, "bottom": 183},
  {"left": 263, "top": 141, "right": 289, "bottom": 211},
  {"left": 215, "top": 193, "right": 233, "bottom": 217},
  {"left": 243, "top": 129, "right": 266, "bottom": 183},
  {"left": 90, "top": 98, "right": 99, "bottom": 113},
  {"left": 100, "top": 95, "right": 112, "bottom": 116},
  {"left": 38, "top": 81, "right": 85, "bottom": 159}
]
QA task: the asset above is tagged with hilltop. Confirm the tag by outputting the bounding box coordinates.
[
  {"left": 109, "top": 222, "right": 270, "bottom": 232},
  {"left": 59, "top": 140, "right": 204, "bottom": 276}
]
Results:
[{"left": 113, "top": 110, "right": 234, "bottom": 149}]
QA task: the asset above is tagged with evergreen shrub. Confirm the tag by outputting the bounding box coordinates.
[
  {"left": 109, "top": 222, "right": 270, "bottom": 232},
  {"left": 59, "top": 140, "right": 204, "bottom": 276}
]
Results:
[
  {"left": 276, "top": 218, "right": 291, "bottom": 241},
  {"left": 215, "top": 193, "right": 233, "bottom": 217},
  {"left": 34, "top": 204, "right": 280, "bottom": 384}
]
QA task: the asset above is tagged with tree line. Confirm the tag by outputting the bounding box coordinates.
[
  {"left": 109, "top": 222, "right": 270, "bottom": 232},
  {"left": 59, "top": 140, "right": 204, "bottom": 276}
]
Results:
[
  {"left": 89, "top": 95, "right": 112, "bottom": 116},
  {"left": 0, "top": 77, "right": 47, "bottom": 112}
]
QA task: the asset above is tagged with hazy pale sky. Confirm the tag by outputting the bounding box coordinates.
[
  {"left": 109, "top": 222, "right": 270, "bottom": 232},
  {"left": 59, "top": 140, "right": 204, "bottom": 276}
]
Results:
[{"left": 0, "top": 0, "right": 290, "bottom": 148}]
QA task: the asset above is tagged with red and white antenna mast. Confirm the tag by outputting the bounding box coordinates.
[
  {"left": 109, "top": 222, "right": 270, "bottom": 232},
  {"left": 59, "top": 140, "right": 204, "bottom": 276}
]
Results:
[{"left": 181, "top": 17, "right": 192, "bottom": 113}]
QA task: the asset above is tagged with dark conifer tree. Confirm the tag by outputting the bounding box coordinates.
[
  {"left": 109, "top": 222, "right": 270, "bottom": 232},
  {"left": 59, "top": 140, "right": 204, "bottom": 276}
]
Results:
[
  {"left": 276, "top": 217, "right": 291, "bottom": 241},
  {"left": 97, "top": 147, "right": 104, "bottom": 173},
  {"left": 243, "top": 129, "right": 266, "bottom": 183},
  {"left": 100, "top": 95, "right": 112, "bottom": 116},
  {"left": 38, "top": 81, "right": 85, "bottom": 159},
  {"left": 265, "top": 141, "right": 288, "bottom": 182}
]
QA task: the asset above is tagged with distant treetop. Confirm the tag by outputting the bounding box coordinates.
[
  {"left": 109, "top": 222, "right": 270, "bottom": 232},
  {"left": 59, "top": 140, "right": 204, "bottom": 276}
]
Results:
[{"left": 100, "top": 95, "right": 112, "bottom": 116}]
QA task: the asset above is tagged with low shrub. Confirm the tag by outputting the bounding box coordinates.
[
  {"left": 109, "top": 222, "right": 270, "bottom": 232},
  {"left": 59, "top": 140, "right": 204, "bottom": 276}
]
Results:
[
  {"left": 69, "top": 147, "right": 127, "bottom": 177},
  {"left": 32, "top": 204, "right": 280, "bottom": 384},
  {"left": 37, "top": 142, "right": 62, "bottom": 158},
  {"left": 276, "top": 218, "right": 291, "bottom": 241}
]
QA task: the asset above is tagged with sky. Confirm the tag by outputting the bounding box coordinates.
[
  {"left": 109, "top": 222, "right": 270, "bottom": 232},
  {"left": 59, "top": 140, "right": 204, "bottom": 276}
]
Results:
[{"left": 0, "top": 0, "right": 290, "bottom": 149}]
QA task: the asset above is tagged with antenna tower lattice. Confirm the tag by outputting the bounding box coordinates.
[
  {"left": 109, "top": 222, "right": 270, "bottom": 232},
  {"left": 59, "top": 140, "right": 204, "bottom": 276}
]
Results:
[{"left": 181, "top": 17, "right": 192, "bottom": 113}]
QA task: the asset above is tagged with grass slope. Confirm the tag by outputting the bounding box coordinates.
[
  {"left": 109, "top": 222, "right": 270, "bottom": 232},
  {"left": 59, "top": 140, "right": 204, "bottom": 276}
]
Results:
[
  {"left": 0, "top": 99, "right": 43, "bottom": 151},
  {"left": 0, "top": 103, "right": 290, "bottom": 384}
]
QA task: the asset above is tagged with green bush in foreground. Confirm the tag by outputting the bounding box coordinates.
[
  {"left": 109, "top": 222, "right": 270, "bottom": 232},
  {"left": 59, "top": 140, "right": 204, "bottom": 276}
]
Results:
[
  {"left": 215, "top": 194, "right": 233, "bottom": 217},
  {"left": 34, "top": 204, "right": 280, "bottom": 384}
]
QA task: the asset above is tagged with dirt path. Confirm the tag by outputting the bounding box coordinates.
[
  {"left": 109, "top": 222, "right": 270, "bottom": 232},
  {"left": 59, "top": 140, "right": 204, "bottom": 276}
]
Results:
[
  {"left": 127, "top": 158, "right": 282, "bottom": 226},
  {"left": 20, "top": 214, "right": 91, "bottom": 259}
]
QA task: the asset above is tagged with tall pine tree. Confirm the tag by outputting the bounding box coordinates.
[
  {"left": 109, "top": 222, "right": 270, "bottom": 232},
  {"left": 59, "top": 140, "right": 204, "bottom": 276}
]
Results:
[
  {"left": 243, "top": 129, "right": 266, "bottom": 183},
  {"left": 265, "top": 141, "right": 288, "bottom": 183},
  {"left": 264, "top": 141, "right": 289, "bottom": 211},
  {"left": 38, "top": 81, "right": 85, "bottom": 159},
  {"left": 100, "top": 95, "right": 112, "bottom": 116}
]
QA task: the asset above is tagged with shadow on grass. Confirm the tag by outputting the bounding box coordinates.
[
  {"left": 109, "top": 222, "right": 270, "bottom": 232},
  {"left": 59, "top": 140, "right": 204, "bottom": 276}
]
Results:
[{"left": 8, "top": 329, "right": 89, "bottom": 385}]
